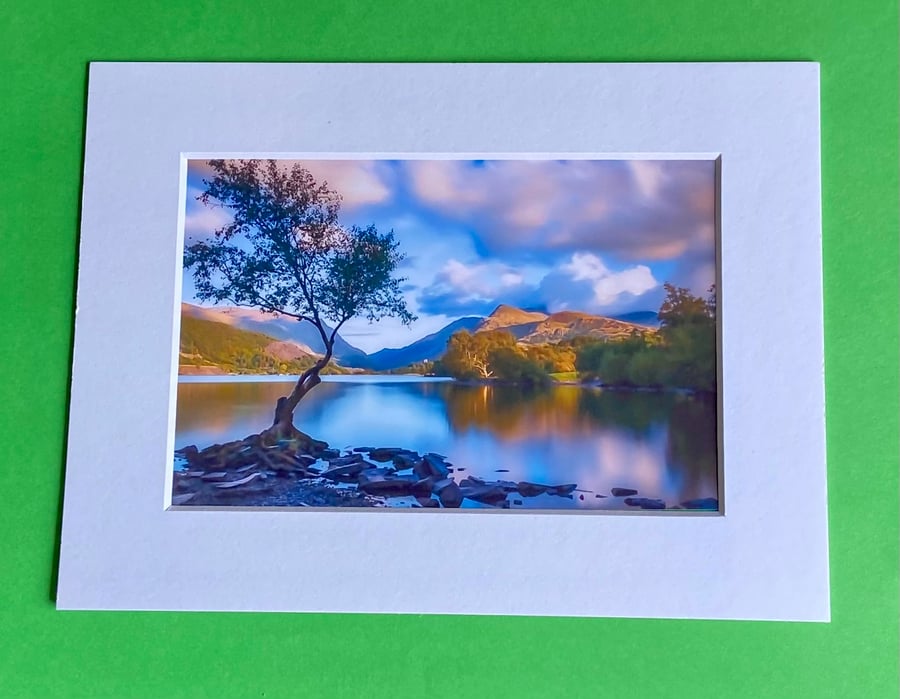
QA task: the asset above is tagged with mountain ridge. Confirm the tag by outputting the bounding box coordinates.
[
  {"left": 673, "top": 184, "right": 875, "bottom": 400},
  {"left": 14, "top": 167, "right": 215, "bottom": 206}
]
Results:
[{"left": 180, "top": 302, "right": 658, "bottom": 373}]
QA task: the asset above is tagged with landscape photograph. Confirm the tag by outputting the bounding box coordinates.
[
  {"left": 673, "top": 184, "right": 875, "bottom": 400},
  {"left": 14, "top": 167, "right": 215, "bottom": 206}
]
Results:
[{"left": 172, "top": 157, "right": 719, "bottom": 511}]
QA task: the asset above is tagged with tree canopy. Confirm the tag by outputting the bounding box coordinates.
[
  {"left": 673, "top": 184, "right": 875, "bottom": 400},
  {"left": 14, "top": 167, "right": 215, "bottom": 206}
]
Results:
[{"left": 183, "top": 159, "right": 415, "bottom": 432}]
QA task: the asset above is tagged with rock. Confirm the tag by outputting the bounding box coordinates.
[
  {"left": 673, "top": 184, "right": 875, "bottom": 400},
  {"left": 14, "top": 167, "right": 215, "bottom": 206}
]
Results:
[
  {"left": 176, "top": 445, "right": 199, "bottom": 463},
  {"left": 171, "top": 492, "right": 196, "bottom": 505},
  {"left": 358, "top": 466, "right": 395, "bottom": 479},
  {"left": 457, "top": 467, "right": 466, "bottom": 472},
  {"left": 417, "top": 496, "right": 439, "bottom": 508},
  {"left": 296, "top": 455, "right": 317, "bottom": 467},
  {"left": 392, "top": 454, "right": 418, "bottom": 471},
  {"left": 547, "top": 484, "right": 577, "bottom": 497},
  {"left": 513, "top": 499, "right": 523, "bottom": 506},
  {"left": 412, "top": 460, "right": 432, "bottom": 479},
  {"left": 216, "top": 472, "right": 262, "bottom": 489},
  {"left": 319, "top": 448, "right": 341, "bottom": 460},
  {"left": 495, "top": 480, "right": 519, "bottom": 492},
  {"left": 358, "top": 472, "right": 417, "bottom": 496},
  {"left": 328, "top": 453, "right": 364, "bottom": 467},
  {"left": 624, "top": 497, "right": 666, "bottom": 510},
  {"left": 517, "top": 481, "right": 547, "bottom": 497},
  {"left": 495, "top": 468, "right": 509, "bottom": 473},
  {"left": 368, "top": 447, "right": 404, "bottom": 462},
  {"left": 233, "top": 463, "right": 257, "bottom": 474},
  {"left": 352, "top": 446, "right": 375, "bottom": 453},
  {"left": 423, "top": 454, "right": 450, "bottom": 479},
  {"left": 681, "top": 497, "right": 719, "bottom": 510},
  {"left": 433, "top": 478, "right": 463, "bottom": 508},
  {"left": 611, "top": 487, "right": 638, "bottom": 497},
  {"left": 411, "top": 477, "right": 435, "bottom": 496},
  {"left": 459, "top": 476, "right": 486, "bottom": 488},
  {"left": 200, "top": 471, "right": 228, "bottom": 481},
  {"left": 321, "top": 461, "right": 368, "bottom": 482},
  {"left": 185, "top": 470, "right": 205, "bottom": 477},
  {"left": 460, "top": 484, "right": 508, "bottom": 504},
  {"left": 579, "top": 494, "right": 585, "bottom": 501},
  {"left": 595, "top": 494, "right": 607, "bottom": 498}
]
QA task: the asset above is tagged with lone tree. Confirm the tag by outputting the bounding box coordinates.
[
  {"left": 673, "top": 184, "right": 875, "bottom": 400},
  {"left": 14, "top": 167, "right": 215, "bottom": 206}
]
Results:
[{"left": 184, "top": 159, "right": 414, "bottom": 438}]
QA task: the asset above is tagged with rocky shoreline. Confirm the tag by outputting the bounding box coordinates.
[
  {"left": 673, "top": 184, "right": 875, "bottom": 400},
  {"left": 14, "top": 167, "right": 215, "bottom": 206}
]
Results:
[{"left": 171, "top": 434, "right": 718, "bottom": 511}]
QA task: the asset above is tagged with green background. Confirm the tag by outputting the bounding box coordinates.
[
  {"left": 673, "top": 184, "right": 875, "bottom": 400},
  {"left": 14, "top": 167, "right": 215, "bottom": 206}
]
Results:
[{"left": 1, "top": 1, "right": 897, "bottom": 697}]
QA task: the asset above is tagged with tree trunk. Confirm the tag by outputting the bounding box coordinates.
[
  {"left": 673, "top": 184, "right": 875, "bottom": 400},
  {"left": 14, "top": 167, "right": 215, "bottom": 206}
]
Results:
[{"left": 265, "top": 341, "right": 333, "bottom": 439}]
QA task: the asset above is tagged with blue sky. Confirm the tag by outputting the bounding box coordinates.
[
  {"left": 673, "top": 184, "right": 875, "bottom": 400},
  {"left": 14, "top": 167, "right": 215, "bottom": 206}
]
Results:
[{"left": 183, "top": 159, "right": 716, "bottom": 353}]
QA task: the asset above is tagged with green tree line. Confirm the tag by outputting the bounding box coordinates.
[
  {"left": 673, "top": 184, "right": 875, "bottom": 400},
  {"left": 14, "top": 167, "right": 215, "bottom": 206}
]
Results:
[{"left": 434, "top": 283, "right": 717, "bottom": 391}]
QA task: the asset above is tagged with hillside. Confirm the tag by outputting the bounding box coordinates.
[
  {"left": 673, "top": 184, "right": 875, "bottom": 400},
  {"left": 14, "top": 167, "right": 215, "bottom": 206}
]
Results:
[
  {"left": 611, "top": 310, "right": 660, "bottom": 328},
  {"left": 181, "top": 303, "right": 368, "bottom": 367},
  {"left": 366, "top": 316, "right": 482, "bottom": 371},
  {"left": 179, "top": 314, "right": 323, "bottom": 375},
  {"left": 474, "top": 304, "right": 651, "bottom": 344}
]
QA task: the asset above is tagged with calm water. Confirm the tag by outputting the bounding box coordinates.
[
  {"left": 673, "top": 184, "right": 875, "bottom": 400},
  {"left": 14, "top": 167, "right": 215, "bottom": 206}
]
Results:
[{"left": 174, "top": 376, "right": 719, "bottom": 510}]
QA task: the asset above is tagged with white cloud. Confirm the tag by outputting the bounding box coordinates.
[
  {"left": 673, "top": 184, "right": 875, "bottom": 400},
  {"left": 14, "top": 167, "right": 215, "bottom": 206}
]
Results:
[
  {"left": 187, "top": 159, "right": 392, "bottom": 210},
  {"left": 405, "top": 159, "right": 717, "bottom": 267},
  {"left": 540, "top": 252, "right": 659, "bottom": 314},
  {"left": 437, "top": 259, "right": 526, "bottom": 299}
]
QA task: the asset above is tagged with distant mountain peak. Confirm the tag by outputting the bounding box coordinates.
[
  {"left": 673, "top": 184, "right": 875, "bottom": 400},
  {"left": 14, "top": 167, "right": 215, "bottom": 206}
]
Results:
[{"left": 481, "top": 304, "right": 549, "bottom": 332}]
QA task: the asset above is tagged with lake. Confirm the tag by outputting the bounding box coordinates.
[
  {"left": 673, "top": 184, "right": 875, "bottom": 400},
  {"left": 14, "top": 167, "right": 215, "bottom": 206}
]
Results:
[{"left": 174, "top": 376, "right": 719, "bottom": 510}]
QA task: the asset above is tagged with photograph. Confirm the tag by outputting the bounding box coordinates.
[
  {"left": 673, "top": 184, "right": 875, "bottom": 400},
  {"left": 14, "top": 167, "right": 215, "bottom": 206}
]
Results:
[{"left": 172, "top": 157, "right": 719, "bottom": 511}]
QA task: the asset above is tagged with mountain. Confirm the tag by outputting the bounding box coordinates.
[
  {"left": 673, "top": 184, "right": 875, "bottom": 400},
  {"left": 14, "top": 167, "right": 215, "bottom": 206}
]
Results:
[
  {"left": 181, "top": 303, "right": 368, "bottom": 367},
  {"left": 611, "top": 310, "right": 660, "bottom": 328},
  {"left": 476, "top": 304, "right": 548, "bottom": 334},
  {"left": 178, "top": 314, "right": 319, "bottom": 375},
  {"left": 475, "top": 304, "right": 652, "bottom": 344},
  {"left": 366, "top": 316, "right": 483, "bottom": 371}
]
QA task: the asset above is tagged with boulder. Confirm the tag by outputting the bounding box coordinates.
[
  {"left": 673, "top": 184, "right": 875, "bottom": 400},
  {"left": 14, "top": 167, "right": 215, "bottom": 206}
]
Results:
[
  {"left": 423, "top": 454, "right": 450, "bottom": 479},
  {"left": 624, "top": 497, "right": 666, "bottom": 510},
  {"left": 681, "top": 497, "right": 719, "bottom": 510},
  {"left": 392, "top": 454, "right": 418, "bottom": 471},
  {"left": 368, "top": 447, "right": 404, "bottom": 462},
  {"left": 547, "top": 484, "right": 577, "bottom": 497},
  {"left": 433, "top": 478, "right": 463, "bottom": 508},
  {"left": 321, "top": 461, "right": 368, "bottom": 482},
  {"left": 171, "top": 492, "right": 196, "bottom": 505},
  {"left": 517, "top": 481, "right": 548, "bottom": 497},
  {"left": 358, "top": 472, "right": 417, "bottom": 496},
  {"left": 411, "top": 477, "right": 435, "bottom": 496},
  {"left": 412, "top": 460, "right": 433, "bottom": 480},
  {"left": 460, "top": 484, "right": 508, "bottom": 504},
  {"left": 328, "top": 453, "right": 364, "bottom": 468},
  {"left": 416, "top": 497, "right": 439, "bottom": 508},
  {"left": 611, "top": 487, "right": 638, "bottom": 497}
]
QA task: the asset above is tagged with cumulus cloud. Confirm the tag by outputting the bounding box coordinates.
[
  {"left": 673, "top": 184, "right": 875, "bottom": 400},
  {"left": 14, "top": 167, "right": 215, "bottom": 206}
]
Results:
[
  {"left": 418, "top": 258, "right": 535, "bottom": 316},
  {"left": 406, "top": 159, "right": 716, "bottom": 264},
  {"left": 418, "top": 252, "right": 661, "bottom": 318},
  {"left": 539, "top": 253, "right": 660, "bottom": 315}
]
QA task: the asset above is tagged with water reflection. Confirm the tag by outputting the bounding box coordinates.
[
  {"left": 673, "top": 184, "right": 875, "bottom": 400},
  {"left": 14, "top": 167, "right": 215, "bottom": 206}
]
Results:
[{"left": 175, "top": 378, "right": 718, "bottom": 510}]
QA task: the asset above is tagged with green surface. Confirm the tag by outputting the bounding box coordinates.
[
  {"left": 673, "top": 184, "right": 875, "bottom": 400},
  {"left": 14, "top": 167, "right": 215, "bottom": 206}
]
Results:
[{"left": 1, "top": 1, "right": 897, "bottom": 697}]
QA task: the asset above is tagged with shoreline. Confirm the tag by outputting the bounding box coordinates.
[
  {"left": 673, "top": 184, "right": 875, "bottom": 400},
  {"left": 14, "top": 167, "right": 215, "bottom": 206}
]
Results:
[{"left": 177, "top": 372, "right": 713, "bottom": 395}]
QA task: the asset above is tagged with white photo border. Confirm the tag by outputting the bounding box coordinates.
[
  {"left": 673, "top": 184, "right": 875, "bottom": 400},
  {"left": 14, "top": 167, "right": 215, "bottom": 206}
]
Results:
[{"left": 58, "top": 62, "right": 827, "bottom": 620}]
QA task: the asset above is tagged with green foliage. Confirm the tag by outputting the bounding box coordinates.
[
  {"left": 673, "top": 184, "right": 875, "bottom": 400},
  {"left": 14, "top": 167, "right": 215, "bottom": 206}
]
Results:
[
  {"left": 441, "top": 330, "right": 551, "bottom": 384},
  {"left": 183, "top": 159, "right": 414, "bottom": 368},
  {"left": 573, "top": 284, "right": 717, "bottom": 390},
  {"left": 179, "top": 315, "right": 347, "bottom": 375}
]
